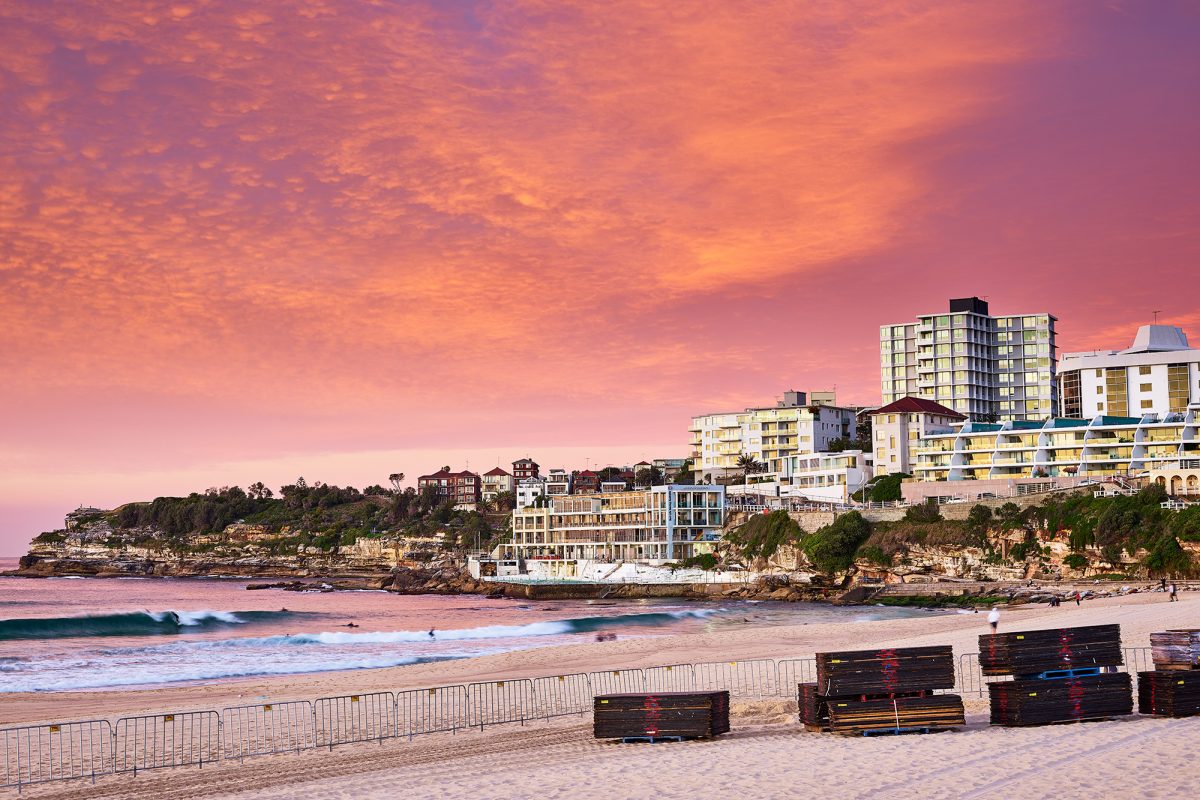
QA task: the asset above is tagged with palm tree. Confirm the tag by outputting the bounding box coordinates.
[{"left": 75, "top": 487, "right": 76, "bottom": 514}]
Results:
[{"left": 736, "top": 453, "right": 762, "bottom": 480}]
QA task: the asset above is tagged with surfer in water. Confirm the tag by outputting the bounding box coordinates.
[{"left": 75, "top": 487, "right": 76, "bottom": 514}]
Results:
[{"left": 428, "top": 628, "right": 435, "bottom": 639}]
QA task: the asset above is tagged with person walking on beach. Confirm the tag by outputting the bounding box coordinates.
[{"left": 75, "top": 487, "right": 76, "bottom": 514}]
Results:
[
  {"left": 1169, "top": 583, "right": 1178, "bottom": 602},
  {"left": 988, "top": 607, "right": 1000, "bottom": 633},
  {"left": 1074, "top": 591, "right": 1081, "bottom": 606}
]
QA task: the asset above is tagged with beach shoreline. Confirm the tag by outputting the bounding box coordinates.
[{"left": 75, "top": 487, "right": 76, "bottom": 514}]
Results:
[
  {"left": 4, "top": 588, "right": 1197, "bottom": 799},
  {"left": 3, "top": 590, "right": 1190, "bottom": 725}
]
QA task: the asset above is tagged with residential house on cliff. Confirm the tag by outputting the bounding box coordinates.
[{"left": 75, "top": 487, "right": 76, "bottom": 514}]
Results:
[
  {"left": 417, "top": 468, "right": 482, "bottom": 510},
  {"left": 481, "top": 467, "right": 515, "bottom": 501}
]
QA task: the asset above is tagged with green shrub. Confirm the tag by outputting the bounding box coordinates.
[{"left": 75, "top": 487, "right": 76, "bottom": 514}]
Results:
[
  {"left": 857, "top": 545, "right": 892, "bottom": 567},
  {"left": 725, "top": 511, "right": 803, "bottom": 560},
  {"left": 903, "top": 501, "right": 942, "bottom": 524},
  {"left": 676, "top": 552, "right": 719, "bottom": 571},
  {"left": 1144, "top": 533, "right": 1193, "bottom": 577},
  {"left": 804, "top": 512, "right": 872, "bottom": 574},
  {"left": 1063, "top": 553, "right": 1088, "bottom": 570}
]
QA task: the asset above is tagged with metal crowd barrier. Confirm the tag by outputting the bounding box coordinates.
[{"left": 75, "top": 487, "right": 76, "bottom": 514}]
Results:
[
  {"left": 17, "top": 644, "right": 1165, "bottom": 791},
  {"left": 774, "top": 658, "right": 816, "bottom": 696},
  {"left": 588, "top": 668, "right": 645, "bottom": 696},
  {"left": 693, "top": 659, "right": 776, "bottom": 699},
  {"left": 1123, "top": 646, "right": 1152, "bottom": 675},
  {"left": 314, "top": 692, "right": 394, "bottom": 750},
  {"left": 533, "top": 674, "right": 593, "bottom": 719},
  {"left": 222, "top": 701, "right": 314, "bottom": 760},
  {"left": 644, "top": 664, "right": 696, "bottom": 693},
  {"left": 466, "top": 679, "right": 538, "bottom": 729},
  {"left": 1, "top": 720, "right": 112, "bottom": 791},
  {"left": 396, "top": 686, "right": 469, "bottom": 739},
  {"left": 113, "top": 711, "right": 221, "bottom": 774}
]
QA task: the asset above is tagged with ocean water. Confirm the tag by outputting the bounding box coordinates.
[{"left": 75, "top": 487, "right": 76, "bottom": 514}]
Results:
[{"left": 0, "top": 561, "right": 942, "bottom": 692}]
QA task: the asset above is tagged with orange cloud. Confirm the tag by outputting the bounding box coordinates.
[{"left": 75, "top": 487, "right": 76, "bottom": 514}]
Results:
[{"left": 1, "top": 0, "right": 1198, "bottom": 549}]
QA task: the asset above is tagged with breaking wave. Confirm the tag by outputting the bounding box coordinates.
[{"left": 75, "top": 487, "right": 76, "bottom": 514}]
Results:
[
  {"left": 188, "top": 609, "right": 717, "bottom": 648},
  {"left": 0, "top": 610, "right": 299, "bottom": 640}
]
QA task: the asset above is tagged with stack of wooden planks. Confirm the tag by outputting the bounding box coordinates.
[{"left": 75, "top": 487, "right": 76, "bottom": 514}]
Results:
[
  {"left": 593, "top": 691, "right": 730, "bottom": 740},
  {"left": 1137, "top": 671, "right": 1200, "bottom": 717},
  {"left": 989, "top": 673, "right": 1134, "bottom": 726},
  {"left": 798, "top": 683, "right": 829, "bottom": 730},
  {"left": 979, "top": 625, "right": 1123, "bottom": 676},
  {"left": 981, "top": 625, "right": 1131, "bottom": 727},
  {"left": 801, "top": 645, "right": 963, "bottom": 735},
  {"left": 1149, "top": 630, "right": 1200, "bottom": 670},
  {"left": 816, "top": 645, "right": 956, "bottom": 695},
  {"left": 825, "top": 694, "right": 965, "bottom": 734}
]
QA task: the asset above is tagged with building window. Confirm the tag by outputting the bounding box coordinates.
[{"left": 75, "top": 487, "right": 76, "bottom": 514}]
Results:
[
  {"left": 1140, "top": 399, "right": 1154, "bottom": 410},
  {"left": 1140, "top": 383, "right": 1152, "bottom": 393},
  {"left": 1139, "top": 365, "right": 1152, "bottom": 375}
]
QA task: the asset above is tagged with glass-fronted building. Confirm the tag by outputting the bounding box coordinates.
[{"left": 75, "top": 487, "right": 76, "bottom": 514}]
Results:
[
  {"left": 912, "top": 408, "right": 1200, "bottom": 481},
  {"left": 503, "top": 485, "right": 725, "bottom": 565}
]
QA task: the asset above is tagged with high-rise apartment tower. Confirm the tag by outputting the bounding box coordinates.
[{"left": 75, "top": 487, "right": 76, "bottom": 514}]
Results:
[{"left": 880, "top": 297, "right": 1058, "bottom": 422}]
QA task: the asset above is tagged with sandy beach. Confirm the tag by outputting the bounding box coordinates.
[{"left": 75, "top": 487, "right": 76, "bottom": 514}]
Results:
[{"left": 8, "top": 590, "right": 1198, "bottom": 799}]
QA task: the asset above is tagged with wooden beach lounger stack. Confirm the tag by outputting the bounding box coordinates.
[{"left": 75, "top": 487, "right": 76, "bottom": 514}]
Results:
[
  {"left": 1148, "top": 629, "right": 1200, "bottom": 670},
  {"left": 980, "top": 624, "right": 1133, "bottom": 727},
  {"left": 798, "top": 645, "right": 964, "bottom": 735},
  {"left": 1138, "top": 630, "right": 1200, "bottom": 718},
  {"left": 593, "top": 691, "right": 730, "bottom": 742}
]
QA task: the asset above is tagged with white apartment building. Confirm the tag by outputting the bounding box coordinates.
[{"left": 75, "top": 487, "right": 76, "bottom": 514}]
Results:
[
  {"left": 689, "top": 390, "right": 856, "bottom": 482},
  {"left": 881, "top": 297, "right": 1058, "bottom": 422},
  {"left": 515, "top": 477, "right": 547, "bottom": 509},
  {"left": 544, "top": 468, "right": 572, "bottom": 496},
  {"left": 748, "top": 450, "right": 873, "bottom": 504},
  {"left": 1059, "top": 325, "right": 1200, "bottom": 418},
  {"left": 911, "top": 407, "right": 1200, "bottom": 482},
  {"left": 869, "top": 397, "right": 965, "bottom": 476},
  {"left": 500, "top": 485, "right": 726, "bottom": 568}
]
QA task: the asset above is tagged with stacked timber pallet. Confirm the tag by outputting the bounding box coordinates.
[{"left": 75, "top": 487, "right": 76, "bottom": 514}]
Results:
[
  {"left": 980, "top": 624, "right": 1132, "bottom": 727},
  {"left": 1138, "top": 629, "right": 1200, "bottom": 717},
  {"left": 989, "top": 673, "right": 1133, "bottom": 726},
  {"left": 816, "top": 645, "right": 956, "bottom": 695},
  {"left": 1138, "top": 671, "right": 1200, "bottom": 717},
  {"left": 979, "top": 625, "right": 1123, "bottom": 675},
  {"left": 1149, "top": 630, "right": 1200, "bottom": 670},
  {"left": 800, "top": 645, "right": 964, "bottom": 736},
  {"left": 593, "top": 691, "right": 730, "bottom": 741}
]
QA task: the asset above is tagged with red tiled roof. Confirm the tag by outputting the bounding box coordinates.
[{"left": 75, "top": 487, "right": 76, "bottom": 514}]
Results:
[
  {"left": 483, "top": 467, "right": 511, "bottom": 476},
  {"left": 576, "top": 469, "right": 597, "bottom": 476},
  {"left": 869, "top": 396, "right": 966, "bottom": 419}
]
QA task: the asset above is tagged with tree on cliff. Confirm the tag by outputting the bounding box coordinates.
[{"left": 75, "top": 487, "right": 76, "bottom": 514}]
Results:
[
  {"left": 803, "top": 511, "right": 872, "bottom": 575},
  {"left": 247, "top": 482, "right": 273, "bottom": 499}
]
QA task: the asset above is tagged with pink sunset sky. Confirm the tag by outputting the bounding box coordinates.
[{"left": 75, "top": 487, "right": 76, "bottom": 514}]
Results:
[{"left": 2, "top": 1, "right": 1199, "bottom": 554}]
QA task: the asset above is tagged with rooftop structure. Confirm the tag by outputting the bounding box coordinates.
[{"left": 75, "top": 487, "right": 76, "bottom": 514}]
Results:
[{"left": 1059, "top": 325, "right": 1200, "bottom": 418}]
